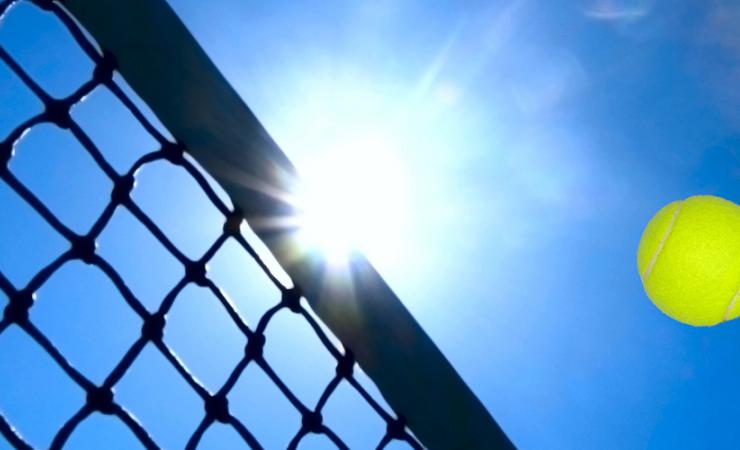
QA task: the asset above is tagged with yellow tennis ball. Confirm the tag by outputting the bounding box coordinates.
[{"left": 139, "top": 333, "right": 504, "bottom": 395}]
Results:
[{"left": 637, "top": 195, "right": 740, "bottom": 326}]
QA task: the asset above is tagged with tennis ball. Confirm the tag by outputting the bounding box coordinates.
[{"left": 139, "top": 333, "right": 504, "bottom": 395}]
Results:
[{"left": 637, "top": 195, "right": 740, "bottom": 326}]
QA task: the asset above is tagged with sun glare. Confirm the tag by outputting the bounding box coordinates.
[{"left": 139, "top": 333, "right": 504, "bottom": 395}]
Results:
[{"left": 295, "top": 133, "right": 408, "bottom": 266}]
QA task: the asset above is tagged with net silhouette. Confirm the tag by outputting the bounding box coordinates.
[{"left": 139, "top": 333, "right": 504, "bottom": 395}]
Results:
[{"left": 0, "top": 0, "right": 423, "bottom": 448}]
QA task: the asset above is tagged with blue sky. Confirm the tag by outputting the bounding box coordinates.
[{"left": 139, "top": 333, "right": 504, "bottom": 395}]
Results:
[{"left": 2, "top": 0, "right": 740, "bottom": 449}]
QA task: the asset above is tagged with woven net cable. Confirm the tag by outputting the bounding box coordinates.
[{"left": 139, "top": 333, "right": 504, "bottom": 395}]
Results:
[{"left": 0, "top": 0, "right": 424, "bottom": 448}]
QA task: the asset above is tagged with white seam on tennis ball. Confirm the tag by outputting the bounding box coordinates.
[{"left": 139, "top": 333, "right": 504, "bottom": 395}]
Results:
[
  {"left": 642, "top": 201, "right": 684, "bottom": 282},
  {"left": 723, "top": 283, "right": 740, "bottom": 322}
]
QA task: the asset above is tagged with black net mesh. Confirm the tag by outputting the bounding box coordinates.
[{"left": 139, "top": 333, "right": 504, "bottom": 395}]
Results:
[{"left": 0, "top": 0, "right": 423, "bottom": 448}]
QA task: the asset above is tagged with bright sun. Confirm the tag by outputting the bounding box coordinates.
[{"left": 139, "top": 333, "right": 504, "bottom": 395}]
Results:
[{"left": 295, "top": 132, "right": 408, "bottom": 266}]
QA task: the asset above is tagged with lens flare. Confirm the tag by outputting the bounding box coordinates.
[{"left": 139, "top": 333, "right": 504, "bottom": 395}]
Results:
[{"left": 295, "top": 133, "right": 408, "bottom": 266}]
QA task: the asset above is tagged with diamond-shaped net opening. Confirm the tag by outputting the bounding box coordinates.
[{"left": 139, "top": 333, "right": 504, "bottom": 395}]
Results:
[{"left": 0, "top": 1, "right": 423, "bottom": 448}]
